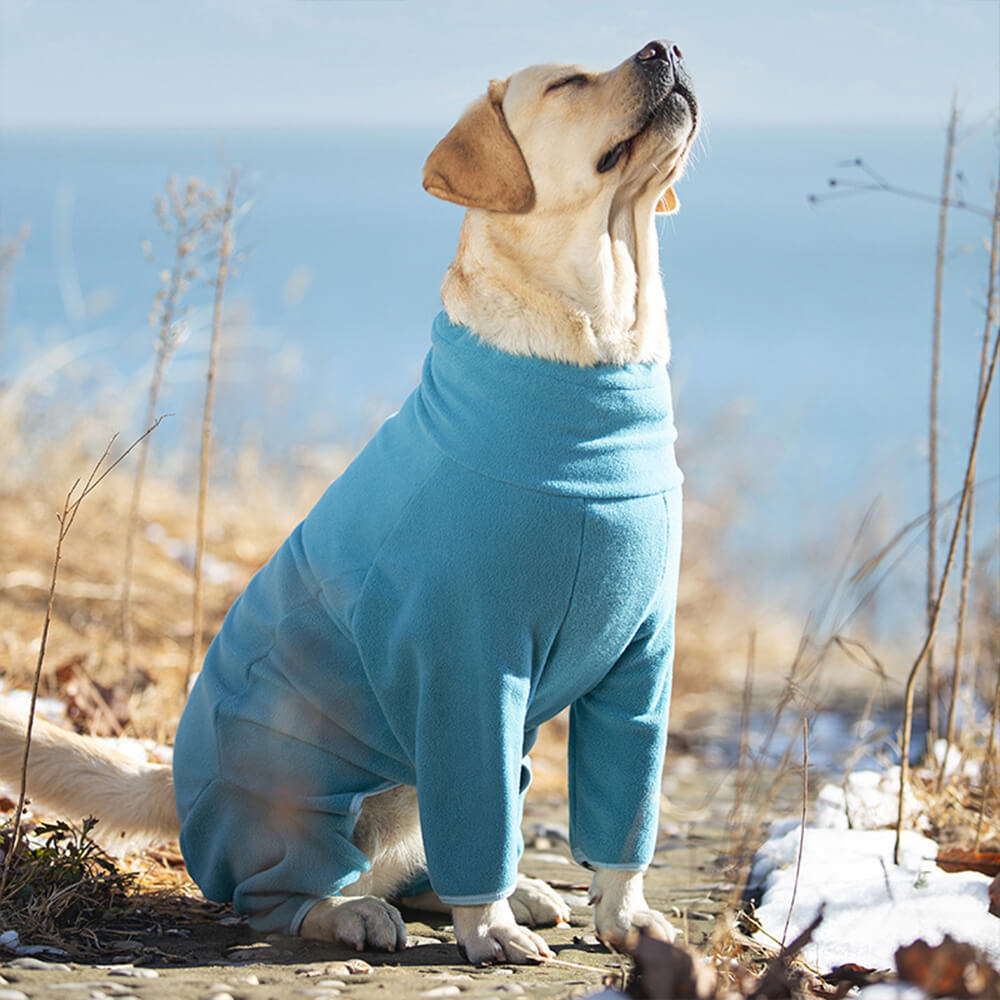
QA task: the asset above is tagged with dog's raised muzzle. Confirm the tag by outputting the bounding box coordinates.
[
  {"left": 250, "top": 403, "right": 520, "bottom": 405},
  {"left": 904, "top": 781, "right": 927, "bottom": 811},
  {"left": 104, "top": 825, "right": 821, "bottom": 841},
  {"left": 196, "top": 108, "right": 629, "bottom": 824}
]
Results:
[{"left": 634, "top": 38, "right": 697, "bottom": 124}]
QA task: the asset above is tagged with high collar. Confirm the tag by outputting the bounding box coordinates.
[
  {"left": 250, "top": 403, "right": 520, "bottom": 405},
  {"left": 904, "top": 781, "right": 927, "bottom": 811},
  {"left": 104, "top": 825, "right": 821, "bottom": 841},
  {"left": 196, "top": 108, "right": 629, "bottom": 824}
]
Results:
[{"left": 409, "top": 312, "right": 683, "bottom": 499}]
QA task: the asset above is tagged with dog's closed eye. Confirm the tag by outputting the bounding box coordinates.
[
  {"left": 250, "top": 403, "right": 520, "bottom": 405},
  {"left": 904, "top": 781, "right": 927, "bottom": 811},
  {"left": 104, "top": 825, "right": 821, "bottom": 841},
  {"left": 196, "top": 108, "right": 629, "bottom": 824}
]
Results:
[{"left": 544, "top": 73, "right": 591, "bottom": 94}]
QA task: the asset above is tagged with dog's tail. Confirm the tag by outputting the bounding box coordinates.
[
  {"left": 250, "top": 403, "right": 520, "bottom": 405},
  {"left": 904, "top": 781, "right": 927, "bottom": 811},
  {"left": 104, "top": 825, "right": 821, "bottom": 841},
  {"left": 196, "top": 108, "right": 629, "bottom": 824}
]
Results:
[{"left": 0, "top": 707, "right": 180, "bottom": 843}]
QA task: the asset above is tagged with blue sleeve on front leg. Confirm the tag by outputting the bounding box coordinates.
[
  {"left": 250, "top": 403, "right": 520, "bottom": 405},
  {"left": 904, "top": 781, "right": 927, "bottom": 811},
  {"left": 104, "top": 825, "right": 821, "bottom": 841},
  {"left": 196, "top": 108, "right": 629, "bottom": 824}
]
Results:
[
  {"left": 414, "top": 670, "right": 531, "bottom": 904},
  {"left": 568, "top": 490, "right": 681, "bottom": 871}
]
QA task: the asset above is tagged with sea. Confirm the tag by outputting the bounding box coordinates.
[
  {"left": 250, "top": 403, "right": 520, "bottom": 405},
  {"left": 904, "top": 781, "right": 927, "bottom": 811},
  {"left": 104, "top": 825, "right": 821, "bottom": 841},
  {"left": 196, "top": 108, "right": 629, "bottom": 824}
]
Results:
[{"left": 0, "top": 123, "right": 997, "bottom": 634}]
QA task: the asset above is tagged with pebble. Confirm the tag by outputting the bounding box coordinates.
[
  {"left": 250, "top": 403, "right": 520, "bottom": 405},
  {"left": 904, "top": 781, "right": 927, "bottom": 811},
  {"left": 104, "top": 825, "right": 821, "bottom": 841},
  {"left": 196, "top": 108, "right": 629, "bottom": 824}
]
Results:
[
  {"left": 45, "top": 986, "right": 124, "bottom": 993},
  {"left": 420, "top": 989, "right": 462, "bottom": 998},
  {"left": 206, "top": 993, "right": 236, "bottom": 1000},
  {"left": 106, "top": 967, "right": 159, "bottom": 979},
  {"left": 7, "top": 957, "right": 72, "bottom": 971},
  {"left": 295, "top": 989, "right": 342, "bottom": 998},
  {"left": 0, "top": 989, "right": 28, "bottom": 1000},
  {"left": 231, "top": 973, "right": 260, "bottom": 985}
]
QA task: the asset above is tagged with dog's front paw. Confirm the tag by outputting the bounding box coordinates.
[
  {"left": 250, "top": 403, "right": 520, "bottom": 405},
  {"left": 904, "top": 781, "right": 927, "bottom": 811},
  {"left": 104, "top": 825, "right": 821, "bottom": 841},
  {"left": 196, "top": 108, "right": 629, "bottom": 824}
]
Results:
[
  {"left": 452, "top": 898, "right": 554, "bottom": 965},
  {"left": 509, "top": 874, "right": 572, "bottom": 927},
  {"left": 300, "top": 896, "right": 407, "bottom": 952},
  {"left": 589, "top": 868, "right": 677, "bottom": 949}
]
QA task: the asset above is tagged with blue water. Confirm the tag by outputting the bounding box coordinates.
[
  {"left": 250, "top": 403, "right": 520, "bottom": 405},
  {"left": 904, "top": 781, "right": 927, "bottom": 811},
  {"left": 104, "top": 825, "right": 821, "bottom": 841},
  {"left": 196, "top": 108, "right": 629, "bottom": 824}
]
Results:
[{"left": 1, "top": 125, "right": 996, "bottom": 628}]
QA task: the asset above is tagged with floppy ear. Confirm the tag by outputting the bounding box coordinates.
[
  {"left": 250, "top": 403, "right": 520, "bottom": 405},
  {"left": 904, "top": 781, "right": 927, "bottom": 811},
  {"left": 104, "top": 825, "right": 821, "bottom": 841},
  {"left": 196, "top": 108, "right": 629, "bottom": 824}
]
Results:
[
  {"left": 422, "top": 79, "right": 535, "bottom": 213},
  {"left": 655, "top": 187, "right": 679, "bottom": 214}
]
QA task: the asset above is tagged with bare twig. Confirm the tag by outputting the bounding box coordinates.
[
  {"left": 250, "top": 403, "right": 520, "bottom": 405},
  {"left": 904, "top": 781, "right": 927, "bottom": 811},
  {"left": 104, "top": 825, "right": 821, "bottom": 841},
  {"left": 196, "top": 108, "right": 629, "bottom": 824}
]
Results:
[
  {"left": 895, "top": 167, "right": 1000, "bottom": 865},
  {"left": 0, "top": 418, "right": 165, "bottom": 900},
  {"left": 185, "top": 169, "right": 239, "bottom": 699},
  {"left": 121, "top": 177, "right": 204, "bottom": 676},
  {"left": 975, "top": 665, "right": 1000, "bottom": 851},
  {"left": 940, "top": 167, "right": 999, "bottom": 791},
  {"left": 781, "top": 718, "right": 808, "bottom": 949},
  {"left": 925, "top": 98, "right": 959, "bottom": 746}
]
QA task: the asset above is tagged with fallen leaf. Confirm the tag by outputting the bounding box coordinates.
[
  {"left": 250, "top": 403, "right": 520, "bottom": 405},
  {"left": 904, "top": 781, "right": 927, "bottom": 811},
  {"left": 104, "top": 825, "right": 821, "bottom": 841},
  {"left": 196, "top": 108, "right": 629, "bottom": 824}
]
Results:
[
  {"left": 937, "top": 849, "right": 1000, "bottom": 878},
  {"left": 895, "top": 936, "right": 1000, "bottom": 999}
]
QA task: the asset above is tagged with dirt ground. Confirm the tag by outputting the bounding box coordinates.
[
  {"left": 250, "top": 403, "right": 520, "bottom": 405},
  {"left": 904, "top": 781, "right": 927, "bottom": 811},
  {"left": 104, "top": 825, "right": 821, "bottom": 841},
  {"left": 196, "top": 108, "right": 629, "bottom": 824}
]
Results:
[{"left": 0, "top": 730, "right": 755, "bottom": 1000}]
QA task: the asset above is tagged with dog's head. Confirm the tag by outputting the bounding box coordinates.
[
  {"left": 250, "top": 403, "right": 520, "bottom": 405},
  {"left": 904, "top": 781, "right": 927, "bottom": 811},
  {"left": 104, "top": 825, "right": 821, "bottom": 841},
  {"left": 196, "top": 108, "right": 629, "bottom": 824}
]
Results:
[{"left": 423, "top": 40, "right": 698, "bottom": 218}]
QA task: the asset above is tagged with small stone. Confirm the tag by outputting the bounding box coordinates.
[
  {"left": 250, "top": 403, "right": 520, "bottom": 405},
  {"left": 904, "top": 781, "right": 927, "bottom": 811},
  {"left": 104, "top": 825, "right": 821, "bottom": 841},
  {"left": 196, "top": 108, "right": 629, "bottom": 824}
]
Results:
[
  {"left": 8, "top": 957, "right": 71, "bottom": 971},
  {"left": 206, "top": 993, "right": 235, "bottom": 1000},
  {"left": 295, "top": 990, "right": 341, "bottom": 998},
  {"left": 420, "top": 989, "right": 461, "bottom": 998},
  {"left": 0, "top": 989, "right": 28, "bottom": 1000},
  {"left": 344, "top": 959, "right": 372, "bottom": 974},
  {"left": 106, "top": 967, "right": 159, "bottom": 979},
  {"left": 405, "top": 935, "right": 442, "bottom": 948},
  {"left": 231, "top": 973, "right": 259, "bottom": 985}
]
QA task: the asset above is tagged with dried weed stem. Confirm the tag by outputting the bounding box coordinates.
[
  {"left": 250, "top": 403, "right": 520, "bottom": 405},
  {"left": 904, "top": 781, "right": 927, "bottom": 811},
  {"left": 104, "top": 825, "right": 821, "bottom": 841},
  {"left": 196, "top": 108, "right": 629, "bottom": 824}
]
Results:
[
  {"left": 896, "top": 168, "right": 1000, "bottom": 865},
  {"left": 0, "top": 419, "right": 164, "bottom": 900},
  {"left": 781, "top": 718, "right": 808, "bottom": 949},
  {"left": 121, "top": 177, "right": 205, "bottom": 675},
  {"left": 185, "top": 169, "right": 239, "bottom": 698},
  {"left": 938, "top": 161, "right": 999, "bottom": 790},
  {"left": 925, "top": 97, "right": 959, "bottom": 744}
]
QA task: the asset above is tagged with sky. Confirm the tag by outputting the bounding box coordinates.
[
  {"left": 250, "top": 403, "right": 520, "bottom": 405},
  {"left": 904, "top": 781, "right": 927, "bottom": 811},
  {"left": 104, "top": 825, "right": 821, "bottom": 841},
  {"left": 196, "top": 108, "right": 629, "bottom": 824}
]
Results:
[{"left": 0, "top": 0, "right": 998, "bottom": 128}]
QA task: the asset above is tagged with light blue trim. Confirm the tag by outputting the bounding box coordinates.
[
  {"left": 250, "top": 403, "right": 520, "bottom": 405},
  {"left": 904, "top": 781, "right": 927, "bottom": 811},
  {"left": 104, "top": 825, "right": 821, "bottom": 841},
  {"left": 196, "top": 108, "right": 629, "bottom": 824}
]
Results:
[
  {"left": 291, "top": 896, "right": 324, "bottom": 936},
  {"left": 571, "top": 847, "right": 647, "bottom": 872},
  {"left": 436, "top": 884, "right": 517, "bottom": 907},
  {"left": 348, "top": 780, "right": 401, "bottom": 817}
]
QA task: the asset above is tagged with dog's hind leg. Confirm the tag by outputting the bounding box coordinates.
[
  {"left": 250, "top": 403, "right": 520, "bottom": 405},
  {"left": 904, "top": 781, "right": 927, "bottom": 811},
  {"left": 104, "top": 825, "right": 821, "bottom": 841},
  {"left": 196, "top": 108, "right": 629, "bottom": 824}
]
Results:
[{"left": 299, "top": 784, "right": 424, "bottom": 951}]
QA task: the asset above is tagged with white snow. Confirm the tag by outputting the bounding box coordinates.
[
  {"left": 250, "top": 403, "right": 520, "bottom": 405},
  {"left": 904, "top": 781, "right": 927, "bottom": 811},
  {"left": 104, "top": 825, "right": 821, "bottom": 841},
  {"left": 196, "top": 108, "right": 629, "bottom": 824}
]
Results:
[{"left": 751, "top": 771, "right": 999, "bottom": 972}]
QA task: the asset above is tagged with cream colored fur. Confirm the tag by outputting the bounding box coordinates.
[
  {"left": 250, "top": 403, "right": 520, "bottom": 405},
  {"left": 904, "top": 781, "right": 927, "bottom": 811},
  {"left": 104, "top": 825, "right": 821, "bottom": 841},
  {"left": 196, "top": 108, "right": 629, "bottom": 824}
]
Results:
[
  {"left": 431, "top": 58, "right": 695, "bottom": 366},
  {"left": 0, "top": 41, "right": 696, "bottom": 966}
]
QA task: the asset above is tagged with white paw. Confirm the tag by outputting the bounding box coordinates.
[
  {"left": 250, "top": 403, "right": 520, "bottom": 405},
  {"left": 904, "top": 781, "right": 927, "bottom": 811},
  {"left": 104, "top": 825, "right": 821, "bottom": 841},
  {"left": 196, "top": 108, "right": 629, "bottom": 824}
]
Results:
[
  {"left": 299, "top": 896, "right": 407, "bottom": 952},
  {"left": 508, "top": 874, "right": 572, "bottom": 927},
  {"left": 452, "top": 898, "right": 554, "bottom": 965},
  {"left": 590, "top": 868, "right": 677, "bottom": 949}
]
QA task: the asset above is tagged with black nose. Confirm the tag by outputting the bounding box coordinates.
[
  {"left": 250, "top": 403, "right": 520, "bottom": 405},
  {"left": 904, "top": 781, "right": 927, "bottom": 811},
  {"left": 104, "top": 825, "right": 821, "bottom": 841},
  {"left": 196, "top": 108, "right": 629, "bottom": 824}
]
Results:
[{"left": 636, "top": 40, "right": 683, "bottom": 64}]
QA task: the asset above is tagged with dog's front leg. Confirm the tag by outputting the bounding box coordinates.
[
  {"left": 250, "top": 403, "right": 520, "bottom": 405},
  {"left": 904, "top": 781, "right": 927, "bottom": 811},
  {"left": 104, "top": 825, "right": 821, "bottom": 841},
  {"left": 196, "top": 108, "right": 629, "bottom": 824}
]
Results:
[
  {"left": 589, "top": 868, "right": 676, "bottom": 947},
  {"left": 452, "top": 898, "right": 555, "bottom": 965}
]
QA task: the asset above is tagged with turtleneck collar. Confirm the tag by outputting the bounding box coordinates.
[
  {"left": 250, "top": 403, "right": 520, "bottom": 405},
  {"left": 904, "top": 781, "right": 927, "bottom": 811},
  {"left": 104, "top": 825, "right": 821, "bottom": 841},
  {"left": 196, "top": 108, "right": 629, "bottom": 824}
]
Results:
[{"left": 408, "top": 312, "right": 683, "bottom": 499}]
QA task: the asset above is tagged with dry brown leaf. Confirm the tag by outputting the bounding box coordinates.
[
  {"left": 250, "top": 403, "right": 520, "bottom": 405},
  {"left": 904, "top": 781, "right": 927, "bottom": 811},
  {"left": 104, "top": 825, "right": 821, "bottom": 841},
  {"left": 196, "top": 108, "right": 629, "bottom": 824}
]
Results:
[
  {"left": 937, "top": 849, "right": 1000, "bottom": 877},
  {"left": 895, "top": 936, "right": 1000, "bottom": 1000}
]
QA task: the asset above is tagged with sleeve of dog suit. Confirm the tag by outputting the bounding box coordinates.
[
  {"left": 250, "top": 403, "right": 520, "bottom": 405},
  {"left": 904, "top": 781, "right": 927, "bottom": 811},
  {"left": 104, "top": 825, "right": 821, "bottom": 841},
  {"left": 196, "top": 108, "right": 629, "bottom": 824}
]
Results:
[
  {"left": 567, "top": 609, "right": 675, "bottom": 872},
  {"left": 566, "top": 488, "right": 682, "bottom": 873}
]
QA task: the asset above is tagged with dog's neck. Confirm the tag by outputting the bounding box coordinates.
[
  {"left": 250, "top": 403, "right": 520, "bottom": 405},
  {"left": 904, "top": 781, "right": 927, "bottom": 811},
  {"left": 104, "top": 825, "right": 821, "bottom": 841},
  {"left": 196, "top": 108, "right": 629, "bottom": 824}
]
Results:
[{"left": 440, "top": 200, "right": 670, "bottom": 367}]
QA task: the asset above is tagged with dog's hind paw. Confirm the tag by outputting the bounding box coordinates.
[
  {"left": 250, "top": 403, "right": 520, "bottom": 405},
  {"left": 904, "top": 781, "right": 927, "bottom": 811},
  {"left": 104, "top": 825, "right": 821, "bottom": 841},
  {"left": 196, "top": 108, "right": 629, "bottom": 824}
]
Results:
[
  {"left": 508, "top": 874, "right": 571, "bottom": 927},
  {"left": 299, "top": 896, "right": 407, "bottom": 952}
]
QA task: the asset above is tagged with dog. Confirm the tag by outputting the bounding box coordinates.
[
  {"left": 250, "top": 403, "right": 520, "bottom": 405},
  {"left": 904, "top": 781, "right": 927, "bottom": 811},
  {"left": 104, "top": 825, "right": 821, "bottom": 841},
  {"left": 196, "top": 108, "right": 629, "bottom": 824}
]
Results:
[{"left": 0, "top": 40, "right": 697, "bottom": 965}]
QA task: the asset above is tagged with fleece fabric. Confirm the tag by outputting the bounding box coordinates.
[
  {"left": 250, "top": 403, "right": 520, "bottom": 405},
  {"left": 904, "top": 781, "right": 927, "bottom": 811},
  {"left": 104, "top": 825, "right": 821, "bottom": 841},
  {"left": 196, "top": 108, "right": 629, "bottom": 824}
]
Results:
[{"left": 172, "top": 310, "right": 684, "bottom": 935}]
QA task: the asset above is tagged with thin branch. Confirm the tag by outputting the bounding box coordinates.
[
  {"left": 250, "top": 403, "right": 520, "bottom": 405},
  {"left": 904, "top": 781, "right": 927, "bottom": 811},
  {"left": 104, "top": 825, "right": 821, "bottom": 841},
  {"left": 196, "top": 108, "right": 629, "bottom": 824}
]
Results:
[
  {"left": 781, "top": 718, "right": 809, "bottom": 949},
  {"left": 0, "top": 418, "right": 165, "bottom": 900},
  {"left": 940, "top": 162, "right": 999, "bottom": 791},
  {"left": 975, "top": 664, "right": 1000, "bottom": 850},
  {"left": 895, "top": 167, "right": 1000, "bottom": 865},
  {"left": 925, "top": 98, "right": 959, "bottom": 746},
  {"left": 185, "top": 169, "right": 239, "bottom": 699}
]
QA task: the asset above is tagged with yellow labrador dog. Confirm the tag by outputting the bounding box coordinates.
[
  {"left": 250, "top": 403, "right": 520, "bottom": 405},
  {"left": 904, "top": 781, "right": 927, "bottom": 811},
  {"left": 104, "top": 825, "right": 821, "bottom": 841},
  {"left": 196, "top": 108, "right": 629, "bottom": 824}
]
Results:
[{"left": 0, "top": 40, "right": 697, "bottom": 965}]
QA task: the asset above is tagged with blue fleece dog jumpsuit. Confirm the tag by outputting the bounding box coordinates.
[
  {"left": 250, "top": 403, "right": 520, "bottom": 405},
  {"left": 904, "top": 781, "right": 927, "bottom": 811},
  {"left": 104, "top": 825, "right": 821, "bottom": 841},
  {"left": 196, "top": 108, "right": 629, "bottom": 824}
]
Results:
[{"left": 172, "top": 311, "right": 684, "bottom": 935}]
